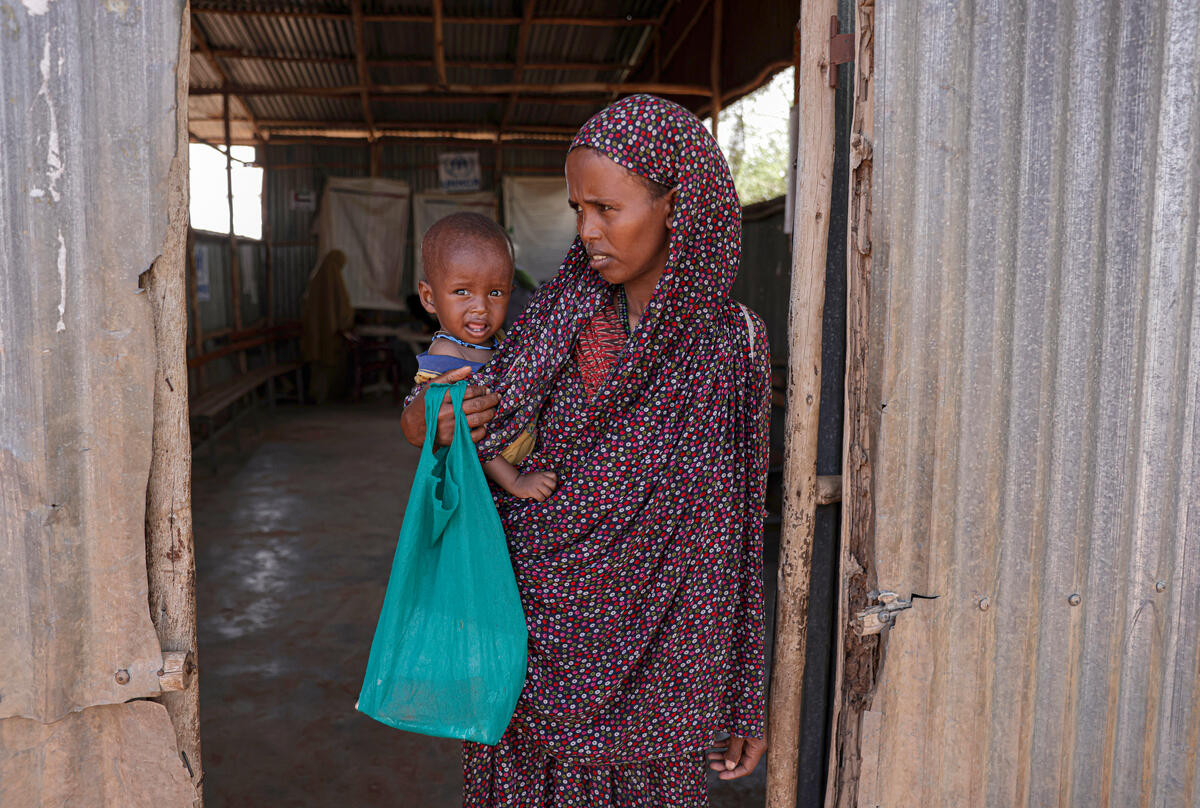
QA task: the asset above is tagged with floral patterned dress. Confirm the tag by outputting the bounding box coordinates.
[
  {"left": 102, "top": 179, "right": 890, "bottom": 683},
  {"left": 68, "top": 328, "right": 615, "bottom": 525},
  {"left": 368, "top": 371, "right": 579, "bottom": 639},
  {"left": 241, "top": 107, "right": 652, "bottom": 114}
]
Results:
[{"left": 464, "top": 94, "right": 771, "bottom": 807}]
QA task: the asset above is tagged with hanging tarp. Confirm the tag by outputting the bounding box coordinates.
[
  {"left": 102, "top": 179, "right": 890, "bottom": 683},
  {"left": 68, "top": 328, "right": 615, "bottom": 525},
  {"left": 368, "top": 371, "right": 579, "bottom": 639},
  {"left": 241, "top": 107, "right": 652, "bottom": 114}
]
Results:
[
  {"left": 316, "top": 177, "right": 411, "bottom": 311},
  {"left": 502, "top": 176, "right": 577, "bottom": 283},
  {"left": 411, "top": 190, "right": 498, "bottom": 290}
]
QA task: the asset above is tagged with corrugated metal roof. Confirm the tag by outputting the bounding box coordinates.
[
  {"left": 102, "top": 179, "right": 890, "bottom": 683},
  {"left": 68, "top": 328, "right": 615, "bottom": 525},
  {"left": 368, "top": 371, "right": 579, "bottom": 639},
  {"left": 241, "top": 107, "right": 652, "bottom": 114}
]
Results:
[
  {"left": 843, "top": 0, "right": 1200, "bottom": 805},
  {"left": 187, "top": 0, "right": 780, "bottom": 145}
]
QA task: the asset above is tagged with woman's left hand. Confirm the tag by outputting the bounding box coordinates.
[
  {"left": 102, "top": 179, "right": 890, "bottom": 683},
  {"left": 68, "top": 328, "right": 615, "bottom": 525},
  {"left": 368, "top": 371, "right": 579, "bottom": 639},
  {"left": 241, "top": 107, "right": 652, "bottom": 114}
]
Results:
[{"left": 706, "top": 733, "right": 767, "bottom": 780}]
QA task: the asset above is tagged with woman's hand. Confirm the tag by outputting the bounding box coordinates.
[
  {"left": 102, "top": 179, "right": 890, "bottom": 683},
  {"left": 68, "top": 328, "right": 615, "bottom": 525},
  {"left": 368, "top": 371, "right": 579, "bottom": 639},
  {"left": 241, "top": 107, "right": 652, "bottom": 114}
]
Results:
[
  {"left": 400, "top": 366, "right": 500, "bottom": 448},
  {"left": 706, "top": 733, "right": 767, "bottom": 780}
]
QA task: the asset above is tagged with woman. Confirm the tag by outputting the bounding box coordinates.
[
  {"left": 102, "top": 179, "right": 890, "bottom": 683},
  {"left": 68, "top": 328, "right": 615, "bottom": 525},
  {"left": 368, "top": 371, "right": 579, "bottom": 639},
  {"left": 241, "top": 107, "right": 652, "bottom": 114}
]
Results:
[{"left": 402, "top": 94, "right": 770, "bottom": 805}]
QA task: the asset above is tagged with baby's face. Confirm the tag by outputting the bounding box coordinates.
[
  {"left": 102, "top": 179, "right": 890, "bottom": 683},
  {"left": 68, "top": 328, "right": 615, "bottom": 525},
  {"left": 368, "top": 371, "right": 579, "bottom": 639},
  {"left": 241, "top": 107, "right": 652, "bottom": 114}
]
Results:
[{"left": 418, "top": 241, "right": 513, "bottom": 345}]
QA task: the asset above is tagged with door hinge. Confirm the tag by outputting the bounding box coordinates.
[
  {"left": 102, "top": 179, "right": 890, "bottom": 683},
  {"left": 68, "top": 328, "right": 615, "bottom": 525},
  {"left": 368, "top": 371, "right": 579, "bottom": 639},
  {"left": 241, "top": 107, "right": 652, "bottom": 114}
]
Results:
[
  {"left": 852, "top": 590, "right": 939, "bottom": 636},
  {"left": 828, "top": 15, "right": 855, "bottom": 88}
]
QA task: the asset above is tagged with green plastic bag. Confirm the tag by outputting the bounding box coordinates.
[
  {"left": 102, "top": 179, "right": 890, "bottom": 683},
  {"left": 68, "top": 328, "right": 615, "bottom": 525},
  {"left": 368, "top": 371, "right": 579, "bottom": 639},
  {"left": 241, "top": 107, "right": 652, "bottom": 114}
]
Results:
[{"left": 356, "top": 381, "right": 527, "bottom": 745}]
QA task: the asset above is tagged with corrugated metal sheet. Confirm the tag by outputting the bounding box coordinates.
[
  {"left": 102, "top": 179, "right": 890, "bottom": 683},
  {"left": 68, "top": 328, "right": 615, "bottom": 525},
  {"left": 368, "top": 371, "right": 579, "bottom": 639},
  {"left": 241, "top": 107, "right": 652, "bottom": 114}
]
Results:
[
  {"left": 1, "top": 3, "right": 194, "bottom": 805},
  {"left": 0, "top": 703, "right": 194, "bottom": 807},
  {"left": 188, "top": 0, "right": 672, "bottom": 141},
  {"left": 190, "top": 232, "right": 267, "bottom": 334},
  {"left": 854, "top": 0, "right": 1200, "bottom": 805},
  {"left": 0, "top": 0, "right": 180, "bottom": 724},
  {"left": 733, "top": 199, "right": 790, "bottom": 362}
]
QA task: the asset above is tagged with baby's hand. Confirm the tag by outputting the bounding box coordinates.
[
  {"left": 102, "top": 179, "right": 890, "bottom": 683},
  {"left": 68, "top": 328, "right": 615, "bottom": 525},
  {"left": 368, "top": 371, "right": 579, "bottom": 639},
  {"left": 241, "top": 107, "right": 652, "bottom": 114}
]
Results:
[{"left": 510, "top": 470, "right": 558, "bottom": 501}]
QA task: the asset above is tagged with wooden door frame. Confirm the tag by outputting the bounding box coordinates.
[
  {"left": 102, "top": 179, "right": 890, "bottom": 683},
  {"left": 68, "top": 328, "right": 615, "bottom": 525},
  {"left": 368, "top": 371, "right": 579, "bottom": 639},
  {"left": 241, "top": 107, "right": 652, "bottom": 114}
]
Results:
[
  {"left": 144, "top": 4, "right": 204, "bottom": 802},
  {"left": 825, "top": 1, "right": 876, "bottom": 806}
]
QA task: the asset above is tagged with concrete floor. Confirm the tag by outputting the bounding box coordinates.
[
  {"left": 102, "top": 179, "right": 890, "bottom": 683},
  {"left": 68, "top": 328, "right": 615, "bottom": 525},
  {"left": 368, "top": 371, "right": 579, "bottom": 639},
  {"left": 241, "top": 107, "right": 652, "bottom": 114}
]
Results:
[{"left": 193, "top": 401, "right": 770, "bottom": 807}]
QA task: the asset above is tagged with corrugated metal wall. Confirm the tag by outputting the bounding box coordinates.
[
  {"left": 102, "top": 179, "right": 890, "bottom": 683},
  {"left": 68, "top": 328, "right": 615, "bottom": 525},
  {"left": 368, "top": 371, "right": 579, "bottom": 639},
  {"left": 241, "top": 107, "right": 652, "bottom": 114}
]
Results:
[
  {"left": 188, "top": 231, "right": 269, "bottom": 387},
  {"left": 264, "top": 141, "right": 565, "bottom": 319},
  {"left": 191, "top": 232, "right": 267, "bottom": 333},
  {"left": 0, "top": 3, "right": 194, "bottom": 805},
  {"left": 855, "top": 0, "right": 1200, "bottom": 805},
  {"left": 735, "top": 200, "right": 792, "bottom": 361}
]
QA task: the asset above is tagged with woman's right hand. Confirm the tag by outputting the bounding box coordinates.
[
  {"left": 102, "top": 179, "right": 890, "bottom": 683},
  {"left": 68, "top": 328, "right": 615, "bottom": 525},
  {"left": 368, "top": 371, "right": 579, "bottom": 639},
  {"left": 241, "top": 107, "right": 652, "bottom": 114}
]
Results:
[{"left": 400, "top": 365, "right": 500, "bottom": 448}]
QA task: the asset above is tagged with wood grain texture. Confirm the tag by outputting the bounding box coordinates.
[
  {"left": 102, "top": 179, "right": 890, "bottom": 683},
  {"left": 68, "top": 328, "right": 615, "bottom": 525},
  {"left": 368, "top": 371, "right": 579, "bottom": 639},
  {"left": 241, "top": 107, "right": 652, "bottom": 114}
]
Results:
[
  {"left": 764, "top": 0, "right": 837, "bottom": 805},
  {"left": 826, "top": 3, "right": 876, "bottom": 806},
  {"left": 144, "top": 8, "right": 203, "bottom": 801}
]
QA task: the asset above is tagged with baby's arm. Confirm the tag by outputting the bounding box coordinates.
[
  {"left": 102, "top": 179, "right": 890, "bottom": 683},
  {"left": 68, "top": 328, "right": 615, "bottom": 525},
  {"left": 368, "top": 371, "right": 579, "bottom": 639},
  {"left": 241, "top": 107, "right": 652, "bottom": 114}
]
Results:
[{"left": 484, "top": 457, "right": 557, "bottom": 501}]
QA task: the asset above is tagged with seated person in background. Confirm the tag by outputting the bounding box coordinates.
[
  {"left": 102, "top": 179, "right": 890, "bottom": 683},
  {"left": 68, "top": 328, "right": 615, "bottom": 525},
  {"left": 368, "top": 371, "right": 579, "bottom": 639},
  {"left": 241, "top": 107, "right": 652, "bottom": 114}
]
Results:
[{"left": 415, "top": 212, "right": 557, "bottom": 502}]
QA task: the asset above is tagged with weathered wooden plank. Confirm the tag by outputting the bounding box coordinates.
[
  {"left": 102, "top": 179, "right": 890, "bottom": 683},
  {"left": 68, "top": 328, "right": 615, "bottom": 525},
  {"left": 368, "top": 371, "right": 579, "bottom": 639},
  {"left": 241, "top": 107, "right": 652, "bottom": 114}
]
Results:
[
  {"left": 764, "top": 0, "right": 838, "bottom": 804},
  {"left": 826, "top": 2, "right": 877, "bottom": 806},
  {"left": 143, "top": 7, "right": 203, "bottom": 799}
]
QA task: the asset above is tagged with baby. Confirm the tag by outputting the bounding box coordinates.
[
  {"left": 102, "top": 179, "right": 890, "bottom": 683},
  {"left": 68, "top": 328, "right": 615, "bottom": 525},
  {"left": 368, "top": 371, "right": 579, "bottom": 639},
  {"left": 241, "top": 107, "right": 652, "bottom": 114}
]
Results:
[{"left": 415, "top": 212, "right": 557, "bottom": 502}]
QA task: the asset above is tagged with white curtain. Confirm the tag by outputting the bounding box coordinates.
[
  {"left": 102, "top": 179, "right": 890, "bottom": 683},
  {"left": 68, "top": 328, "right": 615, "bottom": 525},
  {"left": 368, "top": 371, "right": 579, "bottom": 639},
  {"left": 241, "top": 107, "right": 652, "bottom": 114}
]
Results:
[
  {"left": 315, "top": 177, "right": 411, "bottom": 310},
  {"left": 411, "top": 190, "right": 499, "bottom": 291},
  {"left": 502, "top": 176, "right": 578, "bottom": 283}
]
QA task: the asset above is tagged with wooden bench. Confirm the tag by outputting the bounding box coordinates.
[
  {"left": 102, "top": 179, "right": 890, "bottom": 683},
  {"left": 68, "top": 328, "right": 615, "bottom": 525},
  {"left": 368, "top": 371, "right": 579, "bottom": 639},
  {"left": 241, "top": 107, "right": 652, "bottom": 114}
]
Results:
[{"left": 188, "top": 322, "right": 304, "bottom": 472}]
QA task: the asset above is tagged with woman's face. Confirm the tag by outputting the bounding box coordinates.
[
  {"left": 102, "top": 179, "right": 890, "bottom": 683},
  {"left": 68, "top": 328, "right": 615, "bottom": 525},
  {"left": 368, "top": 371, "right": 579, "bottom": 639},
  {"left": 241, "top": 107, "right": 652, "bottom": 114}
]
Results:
[{"left": 564, "top": 147, "right": 675, "bottom": 290}]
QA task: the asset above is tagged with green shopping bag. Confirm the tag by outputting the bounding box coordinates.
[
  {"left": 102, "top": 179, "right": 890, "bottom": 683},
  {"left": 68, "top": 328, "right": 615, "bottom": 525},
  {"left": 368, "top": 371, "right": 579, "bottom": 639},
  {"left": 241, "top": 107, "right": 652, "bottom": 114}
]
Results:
[{"left": 356, "top": 381, "right": 527, "bottom": 745}]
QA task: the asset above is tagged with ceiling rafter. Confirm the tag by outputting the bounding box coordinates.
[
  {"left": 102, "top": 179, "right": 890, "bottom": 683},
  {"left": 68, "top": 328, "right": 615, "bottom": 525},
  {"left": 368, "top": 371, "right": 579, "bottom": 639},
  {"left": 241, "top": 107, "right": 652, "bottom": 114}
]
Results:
[
  {"left": 611, "top": 0, "right": 679, "bottom": 100},
  {"left": 192, "top": 47, "right": 632, "bottom": 74},
  {"left": 656, "top": 0, "right": 712, "bottom": 81},
  {"left": 190, "top": 81, "right": 714, "bottom": 98},
  {"left": 500, "top": 0, "right": 538, "bottom": 130},
  {"left": 192, "top": 46, "right": 633, "bottom": 74},
  {"left": 347, "top": 0, "right": 376, "bottom": 140},
  {"left": 190, "top": 17, "right": 265, "bottom": 142},
  {"left": 432, "top": 0, "right": 447, "bottom": 86},
  {"left": 190, "top": 7, "right": 656, "bottom": 27},
  {"left": 191, "top": 92, "right": 604, "bottom": 108},
  {"left": 194, "top": 118, "right": 576, "bottom": 136}
]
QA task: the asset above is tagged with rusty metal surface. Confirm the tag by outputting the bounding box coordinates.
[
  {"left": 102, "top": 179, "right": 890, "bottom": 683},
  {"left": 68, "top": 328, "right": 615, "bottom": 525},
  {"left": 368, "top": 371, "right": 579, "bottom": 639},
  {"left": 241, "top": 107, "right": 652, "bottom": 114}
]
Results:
[
  {"left": 853, "top": 0, "right": 1200, "bottom": 804},
  {"left": 0, "top": 702, "right": 194, "bottom": 808},
  {"left": 0, "top": 2, "right": 185, "bottom": 722}
]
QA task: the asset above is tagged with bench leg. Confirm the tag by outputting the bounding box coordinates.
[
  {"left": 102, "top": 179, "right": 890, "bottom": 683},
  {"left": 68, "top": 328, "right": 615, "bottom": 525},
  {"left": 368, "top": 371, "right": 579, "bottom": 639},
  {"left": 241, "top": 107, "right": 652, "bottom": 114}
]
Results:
[
  {"left": 232, "top": 403, "right": 243, "bottom": 455},
  {"left": 251, "top": 390, "right": 263, "bottom": 436},
  {"left": 207, "top": 417, "right": 219, "bottom": 475},
  {"left": 267, "top": 376, "right": 277, "bottom": 410},
  {"left": 295, "top": 367, "right": 304, "bottom": 406}
]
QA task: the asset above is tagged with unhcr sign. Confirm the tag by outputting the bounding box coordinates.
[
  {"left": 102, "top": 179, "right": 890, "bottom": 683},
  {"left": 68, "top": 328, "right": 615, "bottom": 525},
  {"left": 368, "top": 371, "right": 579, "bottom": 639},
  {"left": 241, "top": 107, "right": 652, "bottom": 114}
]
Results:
[{"left": 438, "top": 151, "right": 482, "bottom": 192}]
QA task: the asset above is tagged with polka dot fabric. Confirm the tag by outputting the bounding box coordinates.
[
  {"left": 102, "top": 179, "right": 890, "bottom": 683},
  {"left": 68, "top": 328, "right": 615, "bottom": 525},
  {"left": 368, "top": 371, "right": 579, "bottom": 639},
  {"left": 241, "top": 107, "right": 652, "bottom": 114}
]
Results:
[{"left": 466, "top": 94, "right": 770, "bottom": 805}]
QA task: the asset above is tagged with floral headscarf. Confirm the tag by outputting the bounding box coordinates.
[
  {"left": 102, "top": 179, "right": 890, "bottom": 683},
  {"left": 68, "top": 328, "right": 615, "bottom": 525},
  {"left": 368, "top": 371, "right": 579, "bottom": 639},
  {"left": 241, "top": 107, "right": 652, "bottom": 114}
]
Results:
[{"left": 474, "top": 94, "right": 769, "bottom": 764}]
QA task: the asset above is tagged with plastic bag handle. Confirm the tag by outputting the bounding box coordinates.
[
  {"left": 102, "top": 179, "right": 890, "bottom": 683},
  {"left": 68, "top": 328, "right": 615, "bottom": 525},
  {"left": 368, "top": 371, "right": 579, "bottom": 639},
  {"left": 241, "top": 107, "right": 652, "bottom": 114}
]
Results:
[{"left": 421, "top": 381, "right": 469, "bottom": 458}]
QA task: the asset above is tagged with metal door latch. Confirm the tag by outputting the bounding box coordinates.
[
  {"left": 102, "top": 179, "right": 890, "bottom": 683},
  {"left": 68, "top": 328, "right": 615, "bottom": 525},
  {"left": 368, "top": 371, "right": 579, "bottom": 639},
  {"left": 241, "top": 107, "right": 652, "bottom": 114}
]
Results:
[{"left": 853, "top": 590, "right": 912, "bottom": 636}]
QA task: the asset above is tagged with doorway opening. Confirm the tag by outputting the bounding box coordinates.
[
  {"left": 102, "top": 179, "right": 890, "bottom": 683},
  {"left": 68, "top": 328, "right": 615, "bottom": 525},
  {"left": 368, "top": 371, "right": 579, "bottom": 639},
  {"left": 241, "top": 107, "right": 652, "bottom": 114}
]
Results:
[{"left": 181, "top": 4, "right": 840, "bottom": 806}]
